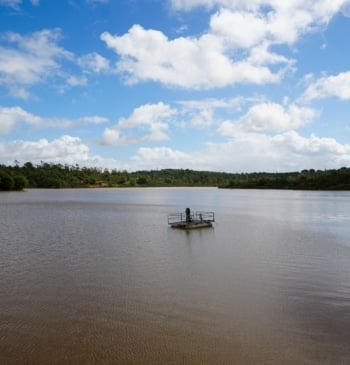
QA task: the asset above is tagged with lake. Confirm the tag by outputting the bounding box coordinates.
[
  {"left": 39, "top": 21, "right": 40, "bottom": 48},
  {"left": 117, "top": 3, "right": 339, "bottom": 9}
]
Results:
[{"left": 1, "top": 188, "right": 350, "bottom": 364}]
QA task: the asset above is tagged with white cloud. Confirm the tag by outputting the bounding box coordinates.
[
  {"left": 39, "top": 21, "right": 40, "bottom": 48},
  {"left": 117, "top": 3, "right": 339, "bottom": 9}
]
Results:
[
  {"left": 103, "top": 128, "right": 123, "bottom": 145},
  {"left": 248, "top": 42, "right": 290, "bottom": 66},
  {"left": 177, "top": 97, "right": 244, "bottom": 128},
  {"left": 187, "top": 107, "right": 214, "bottom": 128},
  {"left": 271, "top": 130, "right": 350, "bottom": 168},
  {"left": 78, "top": 52, "right": 110, "bottom": 73},
  {"left": 118, "top": 102, "right": 175, "bottom": 128},
  {"left": 0, "top": 135, "right": 89, "bottom": 164},
  {"left": 78, "top": 115, "right": 108, "bottom": 125},
  {"left": 207, "top": 1, "right": 349, "bottom": 46},
  {"left": 2, "top": 129, "right": 348, "bottom": 172},
  {"left": 0, "top": 29, "right": 73, "bottom": 98},
  {"left": 100, "top": 24, "right": 285, "bottom": 89},
  {"left": 170, "top": 0, "right": 232, "bottom": 11},
  {"left": 302, "top": 71, "right": 350, "bottom": 101},
  {"left": 0, "top": 106, "right": 41, "bottom": 133},
  {"left": 0, "top": 29, "right": 104, "bottom": 98},
  {"left": 0, "top": 106, "right": 108, "bottom": 134},
  {"left": 102, "top": 102, "right": 177, "bottom": 145},
  {"left": 8, "top": 87, "right": 30, "bottom": 99},
  {"left": 66, "top": 75, "right": 88, "bottom": 87},
  {"left": 213, "top": 130, "right": 350, "bottom": 171},
  {"left": 210, "top": 8, "right": 267, "bottom": 48},
  {"left": 129, "top": 130, "right": 350, "bottom": 172},
  {"left": 99, "top": 1, "right": 350, "bottom": 89},
  {"left": 273, "top": 130, "right": 349, "bottom": 154},
  {"left": 171, "top": 0, "right": 350, "bottom": 17},
  {"left": 131, "top": 147, "right": 192, "bottom": 170},
  {"left": 218, "top": 102, "right": 317, "bottom": 135},
  {"left": 0, "top": 135, "right": 127, "bottom": 170},
  {"left": 178, "top": 97, "right": 244, "bottom": 110}
]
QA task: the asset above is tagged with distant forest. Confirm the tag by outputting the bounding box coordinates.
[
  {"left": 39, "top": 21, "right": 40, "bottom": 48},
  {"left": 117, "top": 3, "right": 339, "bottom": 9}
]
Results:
[{"left": 1, "top": 162, "right": 350, "bottom": 191}]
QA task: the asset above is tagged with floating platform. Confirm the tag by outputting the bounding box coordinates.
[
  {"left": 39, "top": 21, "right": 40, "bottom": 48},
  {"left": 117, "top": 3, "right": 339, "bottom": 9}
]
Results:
[{"left": 168, "top": 208, "right": 215, "bottom": 230}]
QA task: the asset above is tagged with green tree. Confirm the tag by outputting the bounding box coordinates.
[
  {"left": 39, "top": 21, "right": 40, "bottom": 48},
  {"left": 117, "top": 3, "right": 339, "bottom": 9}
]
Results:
[
  {"left": 0, "top": 170, "right": 14, "bottom": 190},
  {"left": 13, "top": 175, "right": 28, "bottom": 190},
  {"left": 136, "top": 177, "right": 148, "bottom": 185}
]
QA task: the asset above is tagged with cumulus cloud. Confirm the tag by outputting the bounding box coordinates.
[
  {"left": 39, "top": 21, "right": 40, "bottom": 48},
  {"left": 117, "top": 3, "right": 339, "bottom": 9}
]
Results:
[
  {"left": 117, "top": 97, "right": 348, "bottom": 172},
  {"left": 100, "top": 0, "right": 350, "bottom": 89},
  {"left": 129, "top": 130, "right": 350, "bottom": 172},
  {"left": 0, "top": 106, "right": 108, "bottom": 134},
  {"left": 210, "top": 8, "right": 268, "bottom": 48},
  {"left": 270, "top": 131, "right": 350, "bottom": 169},
  {"left": 0, "top": 135, "right": 89, "bottom": 164},
  {"left": 101, "top": 24, "right": 285, "bottom": 89},
  {"left": 2, "top": 130, "right": 349, "bottom": 172},
  {"left": 0, "top": 134, "right": 125, "bottom": 170},
  {"left": 212, "top": 131, "right": 350, "bottom": 171},
  {"left": 302, "top": 71, "right": 350, "bottom": 101},
  {"left": 132, "top": 146, "right": 191, "bottom": 169},
  {"left": 218, "top": 102, "right": 317, "bottom": 135},
  {"left": 273, "top": 130, "right": 349, "bottom": 155},
  {"left": 103, "top": 128, "right": 122, "bottom": 145},
  {"left": 102, "top": 102, "right": 177, "bottom": 145}
]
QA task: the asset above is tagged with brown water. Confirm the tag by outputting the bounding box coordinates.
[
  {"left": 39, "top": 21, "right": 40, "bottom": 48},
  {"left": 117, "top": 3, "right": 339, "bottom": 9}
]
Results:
[{"left": 1, "top": 188, "right": 350, "bottom": 364}]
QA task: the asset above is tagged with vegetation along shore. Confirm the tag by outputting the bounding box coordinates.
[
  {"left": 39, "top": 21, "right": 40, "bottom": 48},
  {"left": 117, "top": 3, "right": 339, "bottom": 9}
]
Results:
[{"left": 1, "top": 162, "right": 350, "bottom": 191}]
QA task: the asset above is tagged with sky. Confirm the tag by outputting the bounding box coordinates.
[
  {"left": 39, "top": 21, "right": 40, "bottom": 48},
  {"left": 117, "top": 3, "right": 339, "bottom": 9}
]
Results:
[{"left": 1, "top": 0, "right": 350, "bottom": 172}]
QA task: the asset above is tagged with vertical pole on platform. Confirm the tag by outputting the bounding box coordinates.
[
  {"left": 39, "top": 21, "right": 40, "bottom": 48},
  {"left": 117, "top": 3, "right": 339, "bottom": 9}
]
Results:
[{"left": 185, "top": 208, "right": 191, "bottom": 223}]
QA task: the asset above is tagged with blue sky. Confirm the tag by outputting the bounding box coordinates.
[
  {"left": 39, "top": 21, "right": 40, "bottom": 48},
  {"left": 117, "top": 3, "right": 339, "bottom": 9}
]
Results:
[{"left": 1, "top": 0, "right": 350, "bottom": 172}]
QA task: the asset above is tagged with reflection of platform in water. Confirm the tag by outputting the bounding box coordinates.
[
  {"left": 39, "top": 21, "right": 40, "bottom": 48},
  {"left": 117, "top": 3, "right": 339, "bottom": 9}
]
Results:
[{"left": 168, "top": 208, "right": 215, "bottom": 229}]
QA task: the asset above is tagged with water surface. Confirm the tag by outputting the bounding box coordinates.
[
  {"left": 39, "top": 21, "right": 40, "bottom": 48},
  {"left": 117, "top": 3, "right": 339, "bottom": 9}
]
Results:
[{"left": 1, "top": 188, "right": 350, "bottom": 364}]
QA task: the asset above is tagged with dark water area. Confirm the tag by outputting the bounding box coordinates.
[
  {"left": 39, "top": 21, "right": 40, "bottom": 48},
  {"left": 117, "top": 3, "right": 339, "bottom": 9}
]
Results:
[{"left": 1, "top": 188, "right": 350, "bottom": 364}]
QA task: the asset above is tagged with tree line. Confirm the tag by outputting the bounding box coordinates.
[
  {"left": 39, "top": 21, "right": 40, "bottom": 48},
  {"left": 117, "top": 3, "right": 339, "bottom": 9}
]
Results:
[
  {"left": 221, "top": 168, "right": 350, "bottom": 190},
  {"left": 1, "top": 162, "right": 350, "bottom": 191}
]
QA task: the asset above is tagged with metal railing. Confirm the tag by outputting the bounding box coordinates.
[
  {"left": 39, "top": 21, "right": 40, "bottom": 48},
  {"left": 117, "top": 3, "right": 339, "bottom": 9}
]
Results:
[{"left": 168, "top": 211, "right": 215, "bottom": 224}]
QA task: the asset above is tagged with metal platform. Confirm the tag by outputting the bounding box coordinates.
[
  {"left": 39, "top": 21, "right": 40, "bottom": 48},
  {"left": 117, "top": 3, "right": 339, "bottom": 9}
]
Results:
[{"left": 168, "top": 208, "right": 215, "bottom": 229}]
